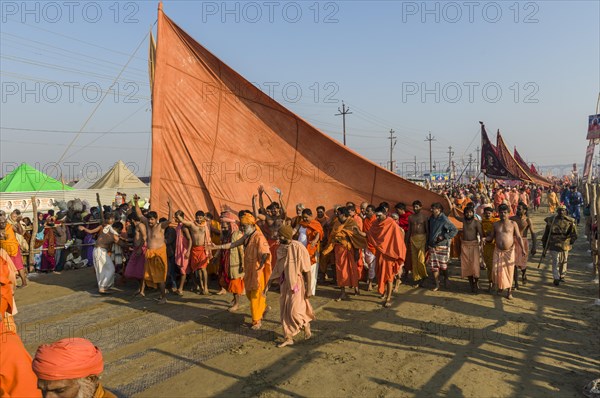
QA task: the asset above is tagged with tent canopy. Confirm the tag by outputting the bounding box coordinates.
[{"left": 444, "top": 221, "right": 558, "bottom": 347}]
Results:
[
  {"left": 0, "top": 163, "right": 73, "bottom": 192},
  {"left": 89, "top": 160, "right": 147, "bottom": 190},
  {"left": 149, "top": 6, "right": 447, "bottom": 217}
]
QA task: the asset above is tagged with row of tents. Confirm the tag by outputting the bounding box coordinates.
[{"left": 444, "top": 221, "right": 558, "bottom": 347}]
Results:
[{"left": 0, "top": 161, "right": 147, "bottom": 192}]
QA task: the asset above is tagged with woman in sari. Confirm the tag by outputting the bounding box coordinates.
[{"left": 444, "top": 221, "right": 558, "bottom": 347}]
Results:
[{"left": 40, "top": 217, "right": 56, "bottom": 272}]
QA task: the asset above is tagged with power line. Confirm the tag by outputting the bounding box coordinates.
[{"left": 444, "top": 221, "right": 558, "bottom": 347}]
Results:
[
  {"left": 0, "top": 32, "right": 149, "bottom": 75},
  {"left": 62, "top": 100, "right": 152, "bottom": 162},
  {"left": 0, "top": 71, "right": 151, "bottom": 101},
  {"left": 0, "top": 139, "right": 146, "bottom": 151},
  {"left": 1, "top": 55, "right": 150, "bottom": 86},
  {"left": 4, "top": 17, "right": 153, "bottom": 63},
  {"left": 27, "top": 28, "right": 152, "bottom": 194},
  {"left": 1, "top": 127, "right": 150, "bottom": 134}
]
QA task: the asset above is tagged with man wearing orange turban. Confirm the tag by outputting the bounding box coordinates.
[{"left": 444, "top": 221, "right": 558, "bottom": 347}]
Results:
[
  {"left": 211, "top": 212, "right": 271, "bottom": 329},
  {"left": 32, "top": 338, "right": 116, "bottom": 398},
  {"left": 0, "top": 248, "right": 41, "bottom": 397}
]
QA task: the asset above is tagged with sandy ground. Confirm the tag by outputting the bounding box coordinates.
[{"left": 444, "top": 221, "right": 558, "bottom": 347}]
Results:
[{"left": 14, "top": 209, "right": 600, "bottom": 397}]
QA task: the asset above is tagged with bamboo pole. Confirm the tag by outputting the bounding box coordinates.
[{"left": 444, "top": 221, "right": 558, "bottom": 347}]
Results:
[
  {"left": 592, "top": 183, "right": 600, "bottom": 304},
  {"left": 27, "top": 196, "right": 38, "bottom": 272},
  {"left": 590, "top": 185, "right": 597, "bottom": 271}
]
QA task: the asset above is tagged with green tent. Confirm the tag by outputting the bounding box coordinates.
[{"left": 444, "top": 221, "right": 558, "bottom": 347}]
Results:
[{"left": 0, "top": 163, "right": 73, "bottom": 192}]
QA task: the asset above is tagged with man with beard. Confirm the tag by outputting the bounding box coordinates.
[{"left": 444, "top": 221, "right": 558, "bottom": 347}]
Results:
[
  {"left": 322, "top": 207, "right": 367, "bottom": 301},
  {"left": 394, "top": 203, "right": 413, "bottom": 233},
  {"left": 217, "top": 213, "right": 245, "bottom": 312},
  {"left": 481, "top": 204, "right": 499, "bottom": 291},
  {"left": 270, "top": 224, "right": 314, "bottom": 347},
  {"left": 486, "top": 204, "right": 526, "bottom": 299},
  {"left": 362, "top": 204, "right": 378, "bottom": 291},
  {"left": 453, "top": 203, "right": 484, "bottom": 293},
  {"left": 315, "top": 205, "right": 331, "bottom": 281},
  {"left": 78, "top": 209, "right": 119, "bottom": 295},
  {"left": 541, "top": 204, "right": 577, "bottom": 286},
  {"left": 366, "top": 206, "right": 406, "bottom": 307},
  {"left": 133, "top": 194, "right": 172, "bottom": 304},
  {"left": 406, "top": 201, "right": 429, "bottom": 287},
  {"left": 174, "top": 210, "right": 192, "bottom": 296},
  {"left": 510, "top": 203, "right": 536, "bottom": 287},
  {"left": 427, "top": 202, "right": 458, "bottom": 291},
  {"left": 33, "top": 338, "right": 115, "bottom": 397},
  {"left": 211, "top": 214, "right": 270, "bottom": 329},
  {"left": 296, "top": 208, "right": 323, "bottom": 296},
  {"left": 253, "top": 189, "right": 285, "bottom": 284},
  {"left": 124, "top": 213, "right": 146, "bottom": 291},
  {"left": 175, "top": 211, "right": 212, "bottom": 295}
]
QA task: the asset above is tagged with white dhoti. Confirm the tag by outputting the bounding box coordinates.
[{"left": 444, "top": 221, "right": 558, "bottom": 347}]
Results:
[
  {"left": 93, "top": 247, "right": 115, "bottom": 290},
  {"left": 310, "top": 262, "right": 318, "bottom": 296},
  {"left": 364, "top": 248, "right": 377, "bottom": 280}
]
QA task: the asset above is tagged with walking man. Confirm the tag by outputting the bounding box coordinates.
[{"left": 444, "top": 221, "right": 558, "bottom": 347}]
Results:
[{"left": 541, "top": 204, "right": 577, "bottom": 286}]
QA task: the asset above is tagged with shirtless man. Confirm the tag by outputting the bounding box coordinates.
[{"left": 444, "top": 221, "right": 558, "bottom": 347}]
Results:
[
  {"left": 253, "top": 188, "right": 286, "bottom": 240},
  {"left": 406, "top": 201, "right": 429, "bottom": 287},
  {"left": 133, "top": 194, "right": 172, "bottom": 304},
  {"left": 452, "top": 203, "right": 484, "bottom": 293},
  {"left": 510, "top": 203, "right": 536, "bottom": 288},
  {"left": 78, "top": 209, "right": 119, "bottom": 294},
  {"left": 175, "top": 211, "right": 212, "bottom": 295},
  {"left": 486, "top": 203, "right": 526, "bottom": 300},
  {"left": 123, "top": 212, "right": 147, "bottom": 292},
  {"left": 253, "top": 188, "right": 285, "bottom": 273}
]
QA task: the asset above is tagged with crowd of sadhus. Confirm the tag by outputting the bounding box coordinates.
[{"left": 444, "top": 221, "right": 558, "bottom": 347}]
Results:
[{"left": 1, "top": 180, "right": 594, "bottom": 396}]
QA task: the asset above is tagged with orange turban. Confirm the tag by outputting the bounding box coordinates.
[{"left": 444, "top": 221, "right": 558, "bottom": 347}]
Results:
[
  {"left": 32, "top": 338, "right": 103, "bottom": 380},
  {"left": 240, "top": 213, "right": 256, "bottom": 225}
]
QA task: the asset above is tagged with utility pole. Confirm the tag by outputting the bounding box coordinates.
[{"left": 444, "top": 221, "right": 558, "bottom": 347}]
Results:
[
  {"left": 414, "top": 156, "right": 417, "bottom": 177},
  {"left": 469, "top": 153, "right": 473, "bottom": 180},
  {"left": 388, "top": 129, "right": 397, "bottom": 172},
  {"left": 475, "top": 146, "right": 480, "bottom": 173},
  {"left": 447, "top": 146, "right": 454, "bottom": 179},
  {"left": 425, "top": 132, "right": 436, "bottom": 174},
  {"left": 335, "top": 101, "right": 352, "bottom": 146}
]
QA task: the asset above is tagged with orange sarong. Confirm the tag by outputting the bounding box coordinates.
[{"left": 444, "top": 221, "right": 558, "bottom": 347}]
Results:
[
  {"left": 144, "top": 246, "right": 167, "bottom": 288},
  {"left": 190, "top": 246, "right": 208, "bottom": 271},
  {"left": 493, "top": 246, "right": 515, "bottom": 290},
  {"left": 228, "top": 278, "right": 245, "bottom": 295},
  {"left": 515, "top": 239, "right": 529, "bottom": 270},
  {"left": 460, "top": 240, "right": 481, "bottom": 278}
]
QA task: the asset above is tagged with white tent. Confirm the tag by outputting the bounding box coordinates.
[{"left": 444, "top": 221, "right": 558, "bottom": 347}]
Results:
[{"left": 87, "top": 160, "right": 147, "bottom": 189}]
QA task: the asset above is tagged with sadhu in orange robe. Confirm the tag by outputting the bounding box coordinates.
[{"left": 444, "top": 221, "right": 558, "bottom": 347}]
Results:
[
  {"left": 0, "top": 249, "right": 41, "bottom": 397},
  {"left": 244, "top": 229, "right": 271, "bottom": 325},
  {"left": 322, "top": 217, "right": 367, "bottom": 288},
  {"left": 367, "top": 217, "right": 407, "bottom": 295}
]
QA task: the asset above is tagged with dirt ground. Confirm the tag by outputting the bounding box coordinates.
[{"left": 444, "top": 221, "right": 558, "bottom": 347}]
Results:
[{"left": 14, "top": 208, "right": 600, "bottom": 397}]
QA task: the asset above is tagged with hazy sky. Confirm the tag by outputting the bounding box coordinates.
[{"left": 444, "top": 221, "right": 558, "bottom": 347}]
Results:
[{"left": 1, "top": 0, "right": 598, "bottom": 180}]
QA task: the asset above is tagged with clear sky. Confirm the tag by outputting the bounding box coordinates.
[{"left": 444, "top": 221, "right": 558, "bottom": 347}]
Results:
[{"left": 1, "top": 0, "right": 598, "bottom": 181}]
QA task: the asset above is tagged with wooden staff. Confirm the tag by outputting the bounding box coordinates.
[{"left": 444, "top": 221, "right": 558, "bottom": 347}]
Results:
[
  {"left": 595, "top": 183, "right": 600, "bottom": 300},
  {"left": 28, "top": 196, "right": 38, "bottom": 272},
  {"left": 590, "top": 185, "right": 598, "bottom": 279}
]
